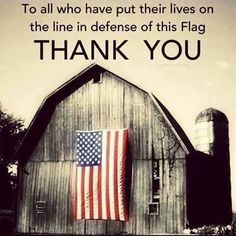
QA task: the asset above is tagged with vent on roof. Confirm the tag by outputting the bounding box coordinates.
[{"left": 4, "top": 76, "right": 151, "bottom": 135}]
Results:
[
  {"left": 93, "top": 73, "right": 102, "bottom": 84},
  {"left": 35, "top": 201, "right": 46, "bottom": 214}
]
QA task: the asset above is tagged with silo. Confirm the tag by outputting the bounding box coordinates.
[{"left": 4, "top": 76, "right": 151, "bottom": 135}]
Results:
[
  {"left": 194, "top": 108, "right": 232, "bottom": 224},
  {"left": 195, "top": 108, "right": 229, "bottom": 156}
]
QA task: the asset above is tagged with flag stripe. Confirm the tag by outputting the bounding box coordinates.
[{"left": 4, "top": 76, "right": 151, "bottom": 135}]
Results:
[
  {"left": 122, "top": 130, "right": 129, "bottom": 220},
  {"left": 76, "top": 167, "right": 81, "bottom": 219},
  {"left": 113, "top": 131, "right": 119, "bottom": 220},
  {"left": 101, "top": 131, "right": 107, "bottom": 219},
  {"left": 93, "top": 166, "right": 98, "bottom": 219},
  {"left": 81, "top": 167, "right": 85, "bottom": 219},
  {"left": 89, "top": 167, "right": 94, "bottom": 219},
  {"left": 97, "top": 165, "right": 102, "bottom": 219},
  {"left": 117, "top": 130, "right": 124, "bottom": 220},
  {"left": 84, "top": 167, "right": 90, "bottom": 219},
  {"left": 109, "top": 131, "right": 115, "bottom": 219},
  {"left": 106, "top": 131, "right": 111, "bottom": 219}
]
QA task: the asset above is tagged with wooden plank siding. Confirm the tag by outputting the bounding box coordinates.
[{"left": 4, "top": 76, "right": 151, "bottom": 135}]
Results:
[{"left": 16, "top": 71, "right": 186, "bottom": 234}]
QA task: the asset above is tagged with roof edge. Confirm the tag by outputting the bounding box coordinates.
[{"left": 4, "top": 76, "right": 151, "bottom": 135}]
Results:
[
  {"left": 14, "top": 64, "right": 106, "bottom": 163},
  {"left": 149, "top": 93, "right": 195, "bottom": 155}
]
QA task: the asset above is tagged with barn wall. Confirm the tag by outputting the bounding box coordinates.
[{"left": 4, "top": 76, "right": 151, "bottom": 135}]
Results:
[{"left": 17, "top": 71, "right": 186, "bottom": 234}]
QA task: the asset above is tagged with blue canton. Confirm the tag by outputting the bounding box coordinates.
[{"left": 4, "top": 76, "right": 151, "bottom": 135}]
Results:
[{"left": 76, "top": 131, "right": 103, "bottom": 166}]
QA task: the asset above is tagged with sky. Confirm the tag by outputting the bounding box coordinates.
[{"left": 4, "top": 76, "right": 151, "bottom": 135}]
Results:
[{"left": 0, "top": 0, "right": 236, "bottom": 211}]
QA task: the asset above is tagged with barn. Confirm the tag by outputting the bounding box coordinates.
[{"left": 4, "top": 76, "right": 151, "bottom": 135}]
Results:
[{"left": 15, "top": 64, "right": 232, "bottom": 235}]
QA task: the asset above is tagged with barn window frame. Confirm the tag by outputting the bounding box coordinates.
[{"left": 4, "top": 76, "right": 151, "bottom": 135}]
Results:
[
  {"left": 152, "top": 159, "right": 160, "bottom": 202},
  {"left": 148, "top": 202, "right": 160, "bottom": 215},
  {"left": 149, "top": 146, "right": 160, "bottom": 215}
]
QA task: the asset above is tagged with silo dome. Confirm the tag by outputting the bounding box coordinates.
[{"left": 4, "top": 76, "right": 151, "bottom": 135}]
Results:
[{"left": 195, "top": 108, "right": 228, "bottom": 124}]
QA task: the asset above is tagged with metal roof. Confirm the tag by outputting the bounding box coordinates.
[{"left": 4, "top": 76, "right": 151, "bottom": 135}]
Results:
[{"left": 15, "top": 64, "right": 194, "bottom": 164}]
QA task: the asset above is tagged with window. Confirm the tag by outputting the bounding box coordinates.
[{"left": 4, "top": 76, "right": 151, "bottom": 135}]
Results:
[
  {"left": 153, "top": 160, "right": 160, "bottom": 202},
  {"left": 149, "top": 148, "right": 160, "bottom": 215},
  {"left": 149, "top": 202, "right": 160, "bottom": 215}
]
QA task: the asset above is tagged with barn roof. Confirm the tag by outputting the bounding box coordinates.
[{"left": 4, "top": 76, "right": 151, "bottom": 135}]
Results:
[{"left": 15, "top": 64, "right": 194, "bottom": 164}]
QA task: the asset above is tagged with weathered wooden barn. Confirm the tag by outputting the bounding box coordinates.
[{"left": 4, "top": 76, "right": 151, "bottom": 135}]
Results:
[{"left": 15, "top": 64, "right": 232, "bottom": 235}]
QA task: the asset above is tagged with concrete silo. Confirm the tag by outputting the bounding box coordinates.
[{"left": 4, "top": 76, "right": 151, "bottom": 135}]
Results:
[{"left": 194, "top": 108, "right": 232, "bottom": 225}]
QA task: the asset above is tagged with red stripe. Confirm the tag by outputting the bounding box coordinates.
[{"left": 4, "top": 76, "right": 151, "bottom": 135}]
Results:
[
  {"left": 81, "top": 167, "right": 85, "bottom": 219},
  {"left": 122, "top": 130, "right": 129, "bottom": 221},
  {"left": 97, "top": 165, "right": 102, "bottom": 218},
  {"left": 89, "top": 167, "right": 94, "bottom": 219},
  {"left": 113, "top": 131, "right": 119, "bottom": 220},
  {"left": 106, "top": 131, "right": 111, "bottom": 219}
]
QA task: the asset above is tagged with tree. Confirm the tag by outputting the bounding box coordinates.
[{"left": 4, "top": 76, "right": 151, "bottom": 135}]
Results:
[{"left": 0, "top": 105, "right": 26, "bottom": 209}]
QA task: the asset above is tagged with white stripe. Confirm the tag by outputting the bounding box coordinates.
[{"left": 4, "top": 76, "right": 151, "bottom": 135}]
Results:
[
  {"left": 76, "top": 128, "right": 128, "bottom": 133},
  {"left": 76, "top": 167, "right": 82, "bottom": 219},
  {"left": 101, "top": 130, "right": 107, "bottom": 219},
  {"left": 117, "top": 130, "right": 125, "bottom": 220},
  {"left": 84, "top": 167, "right": 90, "bottom": 219},
  {"left": 109, "top": 130, "right": 115, "bottom": 220},
  {"left": 93, "top": 166, "right": 99, "bottom": 219}
]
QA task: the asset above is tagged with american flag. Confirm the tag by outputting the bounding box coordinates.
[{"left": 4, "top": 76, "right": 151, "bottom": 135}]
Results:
[{"left": 74, "top": 128, "right": 129, "bottom": 221}]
